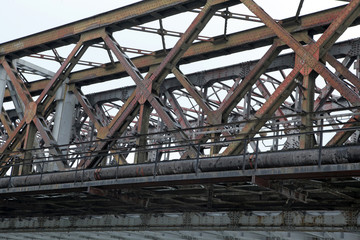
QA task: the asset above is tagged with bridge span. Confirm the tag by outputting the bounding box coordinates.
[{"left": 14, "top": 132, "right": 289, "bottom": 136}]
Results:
[{"left": 0, "top": 0, "right": 360, "bottom": 239}]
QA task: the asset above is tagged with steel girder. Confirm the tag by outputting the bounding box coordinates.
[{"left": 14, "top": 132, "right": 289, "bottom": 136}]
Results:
[
  {"left": 0, "top": 1, "right": 359, "bottom": 228},
  {"left": 0, "top": 0, "right": 208, "bottom": 58},
  {"left": 1, "top": 146, "right": 360, "bottom": 221},
  {"left": 0, "top": 211, "right": 358, "bottom": 232},
  {"left": 0, "top": 0, "right": 358, "bottom": 172},
  {"left": 80, "top": 38, "right": 359, "bottom": 106},
  {"left": 222, "top": 0, "right": 360, "bottom": 156},
  {"left": 0, "top": 5, "right": 354, "bottom": 100}
]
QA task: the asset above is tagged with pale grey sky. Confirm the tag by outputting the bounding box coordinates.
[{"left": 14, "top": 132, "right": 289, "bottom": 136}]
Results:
[
  {"left": 0, "top": 0, "right": 140, "bottom": 43},
  {"left": 0, "top": 0, "right": 347, "bottom": 44}
]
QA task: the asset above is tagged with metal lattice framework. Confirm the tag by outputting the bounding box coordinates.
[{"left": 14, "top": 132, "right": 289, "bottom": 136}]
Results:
[{"left": 1, "top": 0, "right": 360, "bottom": 238}]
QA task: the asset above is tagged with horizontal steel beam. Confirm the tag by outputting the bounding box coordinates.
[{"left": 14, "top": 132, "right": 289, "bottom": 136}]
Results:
[
  {"left": 67, "top": 5, "right": 359, "bottom": 83},
  {"left": 6, "top": 37, "right": 359, "bottom": 106},
  {"left": 2, "top": 231, "right": 360, "bottom": 240},
  {"left": 86, "top": 37, "right": 358, "bottom": 104},
  {"left": 0, "top": 0, "right": 206, "bottom": 58},
  {"left": 3, "top": 5, "right": 357, "bottom": 101},
  {"left": 0, "top": 211, "right": 358, "bottom": 232}
]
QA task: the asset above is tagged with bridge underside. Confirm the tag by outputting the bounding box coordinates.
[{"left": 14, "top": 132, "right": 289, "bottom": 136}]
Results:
[{"left": 0, "top": 0, "right": 360, "bottom": 238}]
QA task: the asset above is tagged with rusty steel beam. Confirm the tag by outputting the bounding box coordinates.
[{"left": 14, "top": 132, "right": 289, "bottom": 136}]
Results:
[
  {"left": 67, "top": 5, "right": 356, "bottom": 84},
  {"left": 314, "top": 56, "right": 354, "bottom": 111},
  {"left": 324, "top": 53, "right": 360, "bottom": 90},
  {"left": 71, "top": 86, "right": 104, "bottom": 131},
  {"left": 0, "top": 118, "right": 27, "bottom": 175},
  {"left": 241, "top": 0, "right": 360, "bottom": 107},
  {"left": 0, "top": 1, "right": 359, "bottom": 174},
  {"left": 172, "top": 68, "right": 213, "bottom": 117},
  {"left": 217, "top": 40, "right": 282, "bottom": 121},
  {"left": 223, "top": 0, "right": 360, "bottom": 155},
  {"left": 326, "top": 114, "right": 360, "bottom": 146},
  {"left": 0, "top": 0, "right": 206, "bottom": 58},
  {"left": 0, "top": 32, "right": 103, "bottom": 173},
  {"left": 0, "top": 60, "right": 40, "bottom": 174},
  {"left": 82, "top": 2, "right": 228, "bottom": 168},
  {"left": 1, "top": 60, "right": 33, "bottom": 108},
  {"left": 83, "top": 0, "right": 244, "bottom": 168},
  {"left": 243, "top": 0, "right": 360, "bottom": 149},
  {"left": 0, "top": 108, "right": 14, "bottom": 135},
  {"left": 1, "top": 2, "right": 360, "bottom": 226},
  {"left": 0, "top": 6, "right": 356, "bottom": 101},
  {"left": 81, "top": 38, "right": 358, "bottom": 108},
  {"left": 148, "top": 0, "right": 239, "bottom": 92},
  {"left": 38, "top": 42, "right": 90, "bottom": 115},
  {"left": 223, "top": 63, "right": 301, "bottom": 155},
  {"left": 165, "top": 91, "right": 192, "bottom": 129}
]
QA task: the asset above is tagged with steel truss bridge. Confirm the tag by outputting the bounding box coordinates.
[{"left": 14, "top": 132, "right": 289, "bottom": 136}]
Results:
[{"left": 1, "top": 0, "right": 360, "bottom": 239}]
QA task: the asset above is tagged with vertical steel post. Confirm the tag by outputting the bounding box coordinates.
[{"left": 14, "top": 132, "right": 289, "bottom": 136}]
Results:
[
  {"left": 300, "top": 67, "right": 317, "bottom": 149},
  {"left": 0, "top": 66, "right": 7, "bottom": 110},
  {"left": 50, "top": 81, "right": 77, "bottom": 171},
  {"left": 318, "top": 117, "right": 324, "bottom": 167}
]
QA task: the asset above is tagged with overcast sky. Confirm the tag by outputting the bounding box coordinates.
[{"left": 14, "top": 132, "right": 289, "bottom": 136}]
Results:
[
  {"left": 0, "top": 0, "right": 347, "bottom": 44},
  {"left": 0, "top": 0, "right": 139, "bottom": 43}
]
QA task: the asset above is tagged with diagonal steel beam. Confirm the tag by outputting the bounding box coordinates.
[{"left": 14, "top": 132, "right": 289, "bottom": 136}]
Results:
[
  {"left": 223, "top": 0, "right": 360, "bottom": 155},
  {"left": 324, "top": 55, "right": 360, "bottom": 146},
  {"left": 149, "top": 0, "right": 235, "bottom": 92},
  {"left": 326, "top": 114, "right": 360, "bottom": 146},
  {"left": 71, "top": 86, "right": 105, "bottom": 132},
  {"left": 255, "top": 80, "right": 290, "bottom": 128},
  {"left": 83, "top": 1, "right": 232, "bottom": 168},
  {"left": 172, "top": 68, "right": 213, "bottom": 117},
  {"left": 165, "top": 91, "right": 192, "bottom": 129},
  {"left": 217, "top": 40, "right": 282, "bottom": 121},
  {"left": 0, "top": 61, "right": 41, "bottom": 173},
  {"left": 324, "top": 53, "right": 360, "bottom": 90},
  {"left": 89, "top": 35, "right": 195, "bottom": 165},
  {"left": 83, "top": 38, "right": 356, "bottom": 117},
  {"left": 4, "top": 6, "right": 355, "bottom": 98},
  {"left": 0, "top": 118, "right": 27, "bottom": 175},
  {"left": 314, "top": 56, "right": 354, "bottom": 111},
  {"left": 0, "top": 108, "right": 14, "bottom": 135},
  {"left": 0, "top": 32, "right": 103, "bottom": 173},
  {"left": 36, "top": 41, "right": 90, "bottom": 115},
  {"left": 223, "top": 63, "right": 302, "bottom": 155},
  {"left": 67, "top": 6, "right": 351, "bottom": 88},
  {"left": 103, "top": 33, "right": 198, "bottom": 158},
  {"left": 240, "top": 0, "right": 360, "bottom": 107},
  {"left": 1, "top": 60, "right": 33, "bottom": 108},
  {"left": 243, "top": 0, "right": 360, "bottom": 147}
]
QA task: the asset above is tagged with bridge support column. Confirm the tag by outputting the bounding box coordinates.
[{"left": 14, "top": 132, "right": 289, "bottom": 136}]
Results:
[
  {"left": 300, "top": 66, "right": 317, "bottom": 149},
  {"left": 49, "top": 82, "right": 77, "bottom": 171}
]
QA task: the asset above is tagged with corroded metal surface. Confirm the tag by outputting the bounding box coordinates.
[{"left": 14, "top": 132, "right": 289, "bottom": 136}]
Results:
[{"left": 0, "top": 1, "right": 359, "bottom": 232}]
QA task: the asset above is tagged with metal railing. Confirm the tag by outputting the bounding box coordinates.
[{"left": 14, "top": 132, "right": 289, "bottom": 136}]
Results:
[{"left": 0, "top": 109, "right": 359, "bottom": 185}]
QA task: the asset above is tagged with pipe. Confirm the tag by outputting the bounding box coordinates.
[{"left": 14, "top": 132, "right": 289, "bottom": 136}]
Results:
[{"left": 0, "top": 145, "right": 359, "bottom": 188}]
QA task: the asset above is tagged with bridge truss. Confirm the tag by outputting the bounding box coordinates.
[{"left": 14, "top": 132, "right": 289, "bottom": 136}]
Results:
[{"left": 1, "top": 0, "right": 360, "bottom": 239}]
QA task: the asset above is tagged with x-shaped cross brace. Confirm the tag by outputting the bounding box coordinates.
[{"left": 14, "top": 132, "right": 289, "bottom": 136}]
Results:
[{"left": 222, "top": 0, "right": 360, "bottom": 155}]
